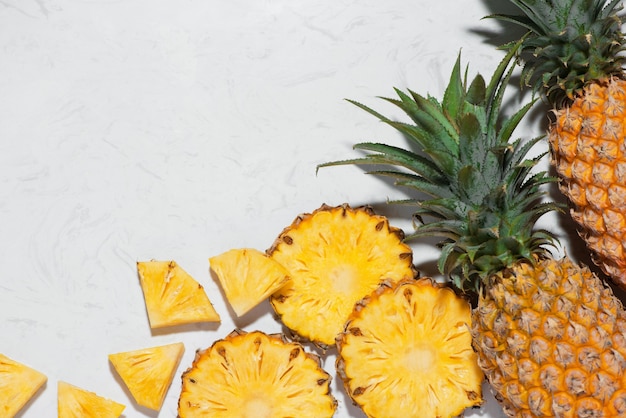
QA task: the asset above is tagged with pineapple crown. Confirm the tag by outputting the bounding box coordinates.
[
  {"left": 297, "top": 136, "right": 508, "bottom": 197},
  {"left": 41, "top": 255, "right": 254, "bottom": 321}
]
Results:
[
  {"left": 490, "top": 0, "right": 626, "bottom": 106},
  {"left": 320, "top": 45, "right": 561, "bottom": 293}
]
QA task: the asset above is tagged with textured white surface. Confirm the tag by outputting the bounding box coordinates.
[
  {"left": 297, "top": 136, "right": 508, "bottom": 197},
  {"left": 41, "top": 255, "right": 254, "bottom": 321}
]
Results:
[{"left": 0, "top": 1, "right": 575, "bottom": 417}]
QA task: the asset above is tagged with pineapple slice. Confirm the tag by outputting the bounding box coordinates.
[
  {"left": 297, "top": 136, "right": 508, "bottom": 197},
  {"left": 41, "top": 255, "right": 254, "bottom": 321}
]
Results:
[
  {"left": 0, "top": 353, "right": 47, "bottom": 417},
  {"left": 57, "top": 381, "right": 125, "bottom": 418},
  {"left": 178, "top": 329, "right": 337, "bottom": 417},
  {"left": 109, "top": 342, "right": 185, "bottom": 411},
  {"left": 268, "top": 203, "right": 415, "bottom": 347},
  {"left": 137, "top": 260, "right": 220, "bottom": 328},
  {"left": 209, "top": 248, "right": 290, "bottom": 316},
  {"left": 336, "top": 278, "right": 484, "bottom": 417}
]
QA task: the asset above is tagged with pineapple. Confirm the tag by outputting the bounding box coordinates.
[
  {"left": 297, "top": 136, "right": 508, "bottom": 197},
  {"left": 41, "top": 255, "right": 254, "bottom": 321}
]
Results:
[
  {"left": 177, "top": 329, "right": 337, "bottom": 417},
  {"left": 0, "top": 353, "right": 47, "bottom": 417},
  {"left": 57, "top": 381, "right": 125, "bottom": 418},
  {"left": 209, "top": 247, "right": 290, "bottom": 317},
  {"left": 108, "top": 341, "right": 185, "bottom": 411},
  {"left": 137, "top": 260, "right": 220, "bottom": 328},
  {"left": 336, "top": 277, "right": 484, "bottom": 417},
  {"left": 490, "top": 0, "right": 626, "bottom": 287},
  {"left": 268, "top": 203, "right": 416, "bottom": 347},
  {"left": 321, "top": 46, "right": 626, "bottom": 416}
]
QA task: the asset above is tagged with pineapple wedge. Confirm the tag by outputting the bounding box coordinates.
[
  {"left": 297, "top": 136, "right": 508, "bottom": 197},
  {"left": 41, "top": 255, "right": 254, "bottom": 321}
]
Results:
[
  {"left": 57, "top": 381, "right": 125, "bottom": 418},
  {"left": 178, "top": 329, "right": 337, "bottom": 417},
  {"left": 209, "top": 248, "right": 290, "bottom": 316},
  {"left": 109, "top": 342, "right": 185, "bottom": 411},
  {"left": 137, "top": 260, "right": 220, "bottom": 328},
  {"left": 0, "top": 353, "right": 47, "bottom": 418}
]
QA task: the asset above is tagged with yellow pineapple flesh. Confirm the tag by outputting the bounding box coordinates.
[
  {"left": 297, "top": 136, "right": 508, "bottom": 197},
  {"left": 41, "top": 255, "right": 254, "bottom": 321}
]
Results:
[
  {"left": 336, "top": 278, "right": 483, "bottom": 417},
  {"left": 209, "top": 247, "right": 290, "bottom": 317},
  {"left": 0, "top": 354, "right": 47, "bottom": 417},
  {"left": 473, "top": 256, "right": 626, "bottom": 417},
  {"left": 57, "top": 381, "right": 125, "bottom": 418},
  {"left": 137, "top": 260, "right": 220, "bottom": 328},
  {"left": 108, "top": 341, "right": 185, "bottom": 411},
  {"left": 268, "top": 203, "right": 415, "bottom": 347},
  {"left": 178, "top": 329, "right": 337, "bottom": 417}
]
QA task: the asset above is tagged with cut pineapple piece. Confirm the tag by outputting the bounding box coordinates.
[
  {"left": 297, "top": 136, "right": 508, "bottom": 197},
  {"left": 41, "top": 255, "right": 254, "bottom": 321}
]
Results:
[
  {"left": 178, "top": 329, "right": 337, "bottom": 417},
  {"left": 336, "top": 278, "right": 483, "bottom": 417},
  {"left": 57, "top": 381, "right": 125, "bottom": 418},
  {"left": 109, "top": 342, "right": 185, "bottom": 411},
  {"left": 137, "top": 260, "right": 220, "bottom": 328},
  {"left": 209, "top": 248, "right": 290, "bottom": 316},
  {"left": 0, "top": 353, "right": 47, "bottom": 417},
  {"left": 268, "top": 203, "right": 415, "bottom": 347}
]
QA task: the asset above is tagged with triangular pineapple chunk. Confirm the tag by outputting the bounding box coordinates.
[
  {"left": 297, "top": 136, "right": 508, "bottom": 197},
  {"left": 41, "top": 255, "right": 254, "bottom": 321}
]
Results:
[
  {"left": 109, "top": 342, "right": 185, "bottom": 411},
  {"left": 0, "top": 353, "right": 47, "bottom": 417},
  {"left": 57, "top": 381, "right": 125, "bottom": 418},
  {"left": 209, "top": 248, "right": 290, "bottom": 317},
  {"left": 137, "top": 260, "right": 220, "bottom": 328}
]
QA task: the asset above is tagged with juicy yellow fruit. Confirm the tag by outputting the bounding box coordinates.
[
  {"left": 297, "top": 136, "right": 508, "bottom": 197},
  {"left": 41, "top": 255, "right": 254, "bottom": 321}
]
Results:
[
  {"left": 108, "top": 342, "right": 185, "bottom": 411},
  {"left": 551, "top": 78, "right": 626, "bottom": 288},
  {"left": 472, "top": 257, "right": 626, "bottom": 417},
  {"left": 57, "top": 381, "right": 125, "bottom": 418},
  {"left": 268, "top": 203, "right": 415, "bottom": 347},
  {"left": 178, "top": 329, "right": 337, "bottom": 417},
  {"left": 137, "top": 260, "right": 220, "bottom": 328},
  {"left": 209, "top": 248, "right": 290, "bottom": 316},
  {"left": 0, "top": 354, "right": 47, "bottom": 418},
  {"left": 337, "top": 278, "right": 483, "bottom": 418}
]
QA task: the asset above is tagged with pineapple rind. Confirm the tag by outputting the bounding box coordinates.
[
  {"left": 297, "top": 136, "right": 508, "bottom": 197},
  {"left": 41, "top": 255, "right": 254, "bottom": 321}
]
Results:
[
  {"left": 337, "top": 278, "right": 483, "bottom": 418},
  {"left": 57, "top": 381, "right": 125, "bottom": 418},
  {"left": 269, "top": 203, "right": 415, "bottom": 347},
  {"left": 0, "top": 353, "right": 47, "bottom": 417},
  {"left": 109, "top": 342, "right": 185, "bottom": 411},
  {"left": 473, "top": 257, "right": 626, "bottom": 417},
  {"left": 137, "top": 260, "right": 220, "bottom": 328},
  {"left": 177, "top": 329, "right": 337, "bottom": 417},
  {"left": 209, "top": 247, "right": 291, "bottom": 317}
]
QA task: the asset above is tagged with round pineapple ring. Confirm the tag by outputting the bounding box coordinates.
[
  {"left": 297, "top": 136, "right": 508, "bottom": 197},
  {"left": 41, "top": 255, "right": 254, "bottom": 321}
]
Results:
[
  {"left": 337, "top": 278, "right": 484, "bottom": 418},
  {"left": 177, "top": 329, "right": 337, "bottom": 417},
  {"left": 268, "top": 203, "right": 416, "bottom": 347}
]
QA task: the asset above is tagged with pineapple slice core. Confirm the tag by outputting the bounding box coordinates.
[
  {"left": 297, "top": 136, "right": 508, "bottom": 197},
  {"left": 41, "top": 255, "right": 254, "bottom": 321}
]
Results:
[{"left": 337, "top": 278, "right": 483, "bottom": 418}]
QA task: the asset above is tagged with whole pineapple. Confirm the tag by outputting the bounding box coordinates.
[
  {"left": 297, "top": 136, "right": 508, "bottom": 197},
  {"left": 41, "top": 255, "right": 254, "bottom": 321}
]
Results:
[
  {"left": 491, "top": 0, "right": 626, "bottom": 287},
  {"left": 321, "top": 47, "right": 626, "bottom": 416}
]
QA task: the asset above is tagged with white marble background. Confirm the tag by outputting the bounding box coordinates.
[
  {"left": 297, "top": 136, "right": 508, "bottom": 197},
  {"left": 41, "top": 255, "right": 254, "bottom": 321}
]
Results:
[{"left": 1, "top": 1, "right": 575, "bottom": 417}]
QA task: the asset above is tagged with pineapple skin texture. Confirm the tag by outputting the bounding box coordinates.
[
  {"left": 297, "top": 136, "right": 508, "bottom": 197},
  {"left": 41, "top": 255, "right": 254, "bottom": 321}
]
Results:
[
  {"left": 472, "top": 257, "right": 626, "bottom": 417},
  {"left": 551, "top": 78, "right": 626, "bottom": 288}
]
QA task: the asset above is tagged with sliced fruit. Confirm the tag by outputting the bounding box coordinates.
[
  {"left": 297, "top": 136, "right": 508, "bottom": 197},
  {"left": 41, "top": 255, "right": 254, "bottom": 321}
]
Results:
[
  {"left": 57, "top": 381, "right": 125, "bottom": 418},
  {"left": 137, "top": 260, "right": 220, "bottom": 328},
  {"left": 0, "top": 353, "right": 47, "bottom": 417},
  {"left": 109, "top": 342, "right": 185, "bottom": 411},
  {"left": 336, "top": 278, "right": 483, "bottom": 417},
  {"left": 209, "top": 248, "right": 290, "bottom": 316},
  {"left": 268, "top": 203, "right": 415, "bottom": 347},
  {"left": 178, "top": 329, "right": 337, "bottom": 417}
]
